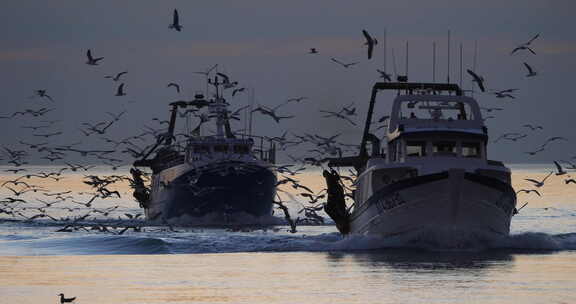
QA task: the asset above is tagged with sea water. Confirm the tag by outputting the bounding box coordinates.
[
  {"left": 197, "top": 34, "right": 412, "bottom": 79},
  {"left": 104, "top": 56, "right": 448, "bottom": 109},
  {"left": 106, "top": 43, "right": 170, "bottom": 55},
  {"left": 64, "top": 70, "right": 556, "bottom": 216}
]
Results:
[{"left": 0, "top": 165, "right": 575, "bottom": 304}]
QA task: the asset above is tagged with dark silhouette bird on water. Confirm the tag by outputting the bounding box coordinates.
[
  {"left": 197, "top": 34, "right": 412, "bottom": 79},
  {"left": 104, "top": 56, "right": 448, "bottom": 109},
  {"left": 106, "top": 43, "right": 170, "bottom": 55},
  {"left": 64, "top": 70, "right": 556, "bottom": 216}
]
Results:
[
  {"left": 86, "top": 49, "right": 104, "bottom": 66},
  {"left": 308, "top": 48, "right": 318, "bottom": 54},
  {"left": 58, "top": 293, "right": 76, "bottom": 304},
  {"left": 362, "top": 29, "right": 377, "bottom": 59},
  {"left": 466, "top": 69, "right": 485, "bottom": 92},
  {"left": 169, "top": 9, "right": 182, "bottom": 31}
]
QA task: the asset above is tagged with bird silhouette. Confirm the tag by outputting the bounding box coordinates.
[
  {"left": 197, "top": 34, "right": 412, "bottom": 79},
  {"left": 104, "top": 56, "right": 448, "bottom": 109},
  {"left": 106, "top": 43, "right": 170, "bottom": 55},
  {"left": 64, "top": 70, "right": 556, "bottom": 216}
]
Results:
[
  {"left": 362, "top": 29, "right": 377, "bottom": 59},
  {"left": 167, "top": 82, "right": 181, "bottom": 93},
  {"left": 525, "top": 172, "right": 553, "bottom": 187},
  {"left": 58, "top": 293, "right": 76, "bottom": 304},
  {"left": 115, "top": 83, "right": 126, "bottom": 96},
  {"left": 466, "top": 69, "right": 485, "bottom": 92},
  {"left": 105, "top": 71, "right": 127, "bottom": 81},
  {"left": 523, "top": 62, "right": 538, "bottom": 77},
  {"left": 86, "top": 49, "right": 104, "bottom": 65},
  {"left": 169, "top": 9, "right": 182, "bottom": 31}
]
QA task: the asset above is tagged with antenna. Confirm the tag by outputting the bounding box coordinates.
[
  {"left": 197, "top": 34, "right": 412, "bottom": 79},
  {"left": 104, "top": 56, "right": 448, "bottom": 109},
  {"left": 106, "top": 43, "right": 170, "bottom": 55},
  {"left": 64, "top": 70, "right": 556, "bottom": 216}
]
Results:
[
  {"left": 459, "top": 42, "right": 463, "bottom": 88},
  {"left": 405, "top": 41, "right": 409, "bottom": 80},
  {"left": 383, "top": 28, "right": 387, "bottom": 73},
  {"left": 248, "top": 87, "right": 255, "bottom": 137},
  {"left": 391, "top": 48, "right": 398, "bottom": 78},
  {"left": 432, "top": 42, "right": 436, "bottom": 82},
  {"left": 472, "top": 40, "right": 478, "bottom": 97},
  {"left": 447, "top": 30, "right": 451, "bottom": 83}
]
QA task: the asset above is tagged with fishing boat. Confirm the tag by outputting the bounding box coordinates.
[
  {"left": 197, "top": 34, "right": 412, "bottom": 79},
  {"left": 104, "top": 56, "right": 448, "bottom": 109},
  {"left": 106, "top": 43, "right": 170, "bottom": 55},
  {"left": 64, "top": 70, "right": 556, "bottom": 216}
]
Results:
[
  {"left": 131, "top": 76, "right": 277, "bottom": 223},
  {"left": 325, "top": 82, "right": 517, "bottom": 243}
]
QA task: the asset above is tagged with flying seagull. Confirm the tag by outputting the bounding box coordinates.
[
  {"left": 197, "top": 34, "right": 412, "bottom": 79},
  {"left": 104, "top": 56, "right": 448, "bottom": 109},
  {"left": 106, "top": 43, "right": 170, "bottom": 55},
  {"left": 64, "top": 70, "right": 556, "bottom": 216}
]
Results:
[
  {"left": 525, "top": 171, "right": 553, "bottom": 188},
  {"left": 86, "top": 49, "right": 104, "bottom": 65},
  {"left": 553, "top": 160, "right": 567, "bottom": 176},
  {"left": 169, "top": 9, "right": 182, "bottom": 31},
  {"left": 105, "top": 71, "right": 127, "bottom": 81},
  {"left": 167, "top": 82, "right": 180, "bottom": 93},
  {"left": 330, "top": 58, "right": 359, "bottom": 68},
  {"left": 467, "top": 69, "right": 485, "bottom": 92},
  {"left": 362, "top": 29, "right": 377, "bottom": 59},
  {"left": 115, "top": 83, "right": 126, "bottom": 96},
  {"left": 35, "top": 90, "right": 54, "bottom": 102},
  {"left": 523, "top": 62, "right": 538, "bottom": 77},
  {"left": 376, "top": 69, "right": 392, "bottom": 81},
  {"left": 511, "top": 34, "right": 539, "bottom": 55}
]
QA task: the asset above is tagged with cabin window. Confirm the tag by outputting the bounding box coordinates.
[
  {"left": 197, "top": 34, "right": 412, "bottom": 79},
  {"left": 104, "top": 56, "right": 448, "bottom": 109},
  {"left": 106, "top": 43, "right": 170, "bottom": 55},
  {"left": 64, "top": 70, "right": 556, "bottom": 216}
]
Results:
[
  {"left": 214, "top": 145, "right": 229, "bottom": 153},
  {"left": 233, "top": 145, "right": 249, "bottom": 154},
  {"left": 406, "top": 141, "right": 426, "bottom": 157},
  {"left": 462, "top": 142, "right": 481, "bottom": 158},
  {"left": 433, "top": 142, "right": 456, "bottom": 156},
  {"left": 194, "top": 145, "right": 210, "bottom": 153}
]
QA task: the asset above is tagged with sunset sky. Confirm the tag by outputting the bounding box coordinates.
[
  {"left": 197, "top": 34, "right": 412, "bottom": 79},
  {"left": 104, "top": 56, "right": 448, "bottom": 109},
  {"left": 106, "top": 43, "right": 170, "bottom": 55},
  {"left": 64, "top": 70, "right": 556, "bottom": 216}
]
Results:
[{"left": 1, "top": 1, "right": 575, "bottom": 163}]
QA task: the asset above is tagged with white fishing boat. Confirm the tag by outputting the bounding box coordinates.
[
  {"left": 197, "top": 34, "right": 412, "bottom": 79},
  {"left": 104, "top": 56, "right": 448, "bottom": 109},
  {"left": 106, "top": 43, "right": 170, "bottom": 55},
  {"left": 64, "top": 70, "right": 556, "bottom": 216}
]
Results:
[{"left": 325, "top": 82, "right": 517, "bottom": 242}]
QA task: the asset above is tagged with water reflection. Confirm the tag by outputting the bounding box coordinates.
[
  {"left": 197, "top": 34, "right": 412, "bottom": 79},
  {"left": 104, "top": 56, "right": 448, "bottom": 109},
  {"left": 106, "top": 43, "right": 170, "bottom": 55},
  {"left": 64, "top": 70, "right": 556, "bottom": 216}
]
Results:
[{"left": 326, "top": 249, "right": 515, "bottom": 272}]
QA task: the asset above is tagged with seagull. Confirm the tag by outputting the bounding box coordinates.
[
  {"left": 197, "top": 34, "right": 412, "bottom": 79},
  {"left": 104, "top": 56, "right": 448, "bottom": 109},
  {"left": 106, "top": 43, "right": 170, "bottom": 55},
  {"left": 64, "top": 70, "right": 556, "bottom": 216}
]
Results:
[
  {"left": 58, "top": 294, "right": 76, "bottom": 304},
  {"left": 251, "top": 106, "right": 294, "bottom": 123},
  {"left": 104, "top": 71, "right": 127, "bottom": 81},
  {"left": 516, "top": 189, "right": 541, "bottom": 196},
  {"left": 565, "top": 179, "right": 576, "bottom": 184},
  {"left": 493, "top": 92, "right": 515, "bottom": 99},
  {"left": 330, "top": 58, "right": 359, "bottom": 68},
  {"left": 523, "top": 124, "right": 543, "bottom": 131},
  {"left": 167, "top": 82, "right": 180, "bottom": 93},
  {"left": 232, "top": 87, "right": 245, "bottom": 96},
  {"left": 525, "top": 171, "right": 553, "bottom": 188},
  {"left": 216, "top": 72, "right": 238, "bottom": 89},
  {"left": 511, "top": 34, "right": 539, "bottom": 55},
  {"left": 308, "top": 48, "right": 318, "bottom": 54},
  {"left": 467, "top": 69, "right": 485, "bottom": 92},
  {"left": 86, "top": 49, "right": 104, "bottom": 65},
  {"left": 553, "top": 161, "right": 567, "bottom": 176},
  {"left": 523, "top": 62, "right": 538, "bottom": 77},
  {"left": 362, "top": 29, "right": 377, "bottom": 59},
  {"left": 115, "top": 83, "right": 126, "bottom": 96},
  {"left": 319, "top": 110, "right": 356, "bottom": 126},
  {"left": 193, "top": 64, "right": 218, "bottom": 77},
  {"left": 34, "top": 90, "right": 54, "bottom": 102},
  {"left": 376, "top": 69, "right": 392, "bottom": 81},
  {"left": 169, "top": 9, "right": 182, "bottom": 31}
]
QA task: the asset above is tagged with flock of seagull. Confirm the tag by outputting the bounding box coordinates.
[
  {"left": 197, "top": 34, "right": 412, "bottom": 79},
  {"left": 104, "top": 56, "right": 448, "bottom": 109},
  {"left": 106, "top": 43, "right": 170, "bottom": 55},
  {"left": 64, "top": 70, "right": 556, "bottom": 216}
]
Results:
[{"left": 0, "top": 7, "right": 573, "bottom": 235}]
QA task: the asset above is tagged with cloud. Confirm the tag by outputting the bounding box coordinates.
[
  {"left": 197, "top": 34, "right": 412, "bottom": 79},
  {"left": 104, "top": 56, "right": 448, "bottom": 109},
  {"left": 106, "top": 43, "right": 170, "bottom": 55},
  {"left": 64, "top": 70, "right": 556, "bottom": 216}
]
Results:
[{"left": 0, "top": 49, "right": 52, "bottom": 62}]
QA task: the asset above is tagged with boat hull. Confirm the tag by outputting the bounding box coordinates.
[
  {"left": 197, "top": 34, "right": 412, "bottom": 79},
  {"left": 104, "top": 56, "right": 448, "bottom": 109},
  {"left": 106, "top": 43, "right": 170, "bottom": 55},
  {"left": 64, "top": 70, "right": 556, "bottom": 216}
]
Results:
[
  {"left": 350, "top": 169, "right": 516, "bottom": 242},
  {"left": 146, "top": 161, "right": 276, "bottom": 222}
]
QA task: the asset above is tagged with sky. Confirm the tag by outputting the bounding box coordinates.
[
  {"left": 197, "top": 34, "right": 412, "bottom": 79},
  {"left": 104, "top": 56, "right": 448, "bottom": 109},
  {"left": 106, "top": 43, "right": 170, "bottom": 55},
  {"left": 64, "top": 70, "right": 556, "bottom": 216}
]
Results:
[{"left": 0, "top": 1, "right": 575, "bottom": 165}]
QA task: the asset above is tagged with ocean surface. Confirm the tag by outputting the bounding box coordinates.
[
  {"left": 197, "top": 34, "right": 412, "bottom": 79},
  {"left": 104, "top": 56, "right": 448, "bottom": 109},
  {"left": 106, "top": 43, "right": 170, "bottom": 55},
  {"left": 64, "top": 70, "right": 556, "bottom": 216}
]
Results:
[{"left": 1, "top": 165, "right": 575, "bottom": 304}]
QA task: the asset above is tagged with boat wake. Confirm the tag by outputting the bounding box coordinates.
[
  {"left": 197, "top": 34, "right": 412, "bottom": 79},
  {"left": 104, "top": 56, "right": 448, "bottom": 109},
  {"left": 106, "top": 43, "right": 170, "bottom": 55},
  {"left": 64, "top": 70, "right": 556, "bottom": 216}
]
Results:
[
  {"left": 329, "top": 231, "right": 576, "bottom": 252},
  {"left": 1, "top": 218, "right": 575, "bottom": 255}
]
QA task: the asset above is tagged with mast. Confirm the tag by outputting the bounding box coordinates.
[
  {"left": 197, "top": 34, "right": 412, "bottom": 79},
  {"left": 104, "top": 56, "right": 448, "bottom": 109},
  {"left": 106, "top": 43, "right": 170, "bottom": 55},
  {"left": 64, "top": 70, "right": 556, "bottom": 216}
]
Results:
[
  {"left": 447, "top": 30, "right": 451, "bottom": 83},
  {"left": 432, "top": 42, "right": 436, "bottom": 82}
]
